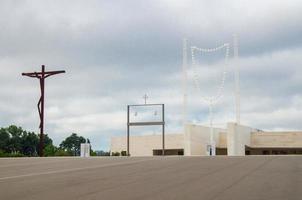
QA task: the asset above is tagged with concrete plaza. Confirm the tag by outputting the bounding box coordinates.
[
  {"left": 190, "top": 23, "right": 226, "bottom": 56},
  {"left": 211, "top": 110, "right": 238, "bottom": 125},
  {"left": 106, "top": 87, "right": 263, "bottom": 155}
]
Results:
[{"left": 0, "top": 156, "right": 301, "bottom": 200}]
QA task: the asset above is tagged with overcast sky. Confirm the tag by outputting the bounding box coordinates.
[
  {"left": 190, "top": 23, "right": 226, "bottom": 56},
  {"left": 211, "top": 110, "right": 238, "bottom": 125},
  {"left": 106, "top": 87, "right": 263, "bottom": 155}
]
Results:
[{"left": 0, "top": 0, "right": 302, "bottom": 150}]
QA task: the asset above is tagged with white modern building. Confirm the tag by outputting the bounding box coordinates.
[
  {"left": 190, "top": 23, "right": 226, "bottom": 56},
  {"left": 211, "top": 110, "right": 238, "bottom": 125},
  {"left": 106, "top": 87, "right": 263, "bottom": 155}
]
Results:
[
  {"left": 111, "top": 38, "right": 302, "bottom": 156},
  {"left": 110, "top": 123, "right": 302, "bottom": 156}
]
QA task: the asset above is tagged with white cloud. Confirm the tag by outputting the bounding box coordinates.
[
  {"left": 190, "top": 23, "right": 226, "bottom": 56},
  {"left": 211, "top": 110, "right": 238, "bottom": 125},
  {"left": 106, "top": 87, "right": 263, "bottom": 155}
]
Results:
[{"left": 0, "top": 0, "right": 302, "bottom": 150}]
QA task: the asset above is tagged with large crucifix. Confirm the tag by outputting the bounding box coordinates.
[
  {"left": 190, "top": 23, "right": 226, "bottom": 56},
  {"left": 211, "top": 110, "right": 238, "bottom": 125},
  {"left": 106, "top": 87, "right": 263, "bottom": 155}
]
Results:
[{"left": 22, "top": 65, "right": 65, "bottom": 157}]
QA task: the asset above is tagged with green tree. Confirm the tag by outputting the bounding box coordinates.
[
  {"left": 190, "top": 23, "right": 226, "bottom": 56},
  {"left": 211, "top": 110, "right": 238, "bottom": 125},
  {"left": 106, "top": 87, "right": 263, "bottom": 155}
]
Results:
[
  {"left": 90, "top": 150, "right": 97, "bottom": 156},
  {"left": 37, "top": 134, "right": 55, "bottom": 156},
  {"left": 54, "top": 149, "right": 72, "bottom": 156},
  {"left": 0, "top": 128, "right": 10, "bottom": 152},
  {"left": 6, "top": 125, "right": 23, "bottom": 153},
  {"left": 41, "top": 134, "right": 56, "bottom": 156},
  {"left": 21, "top": 131, "right": 39, "bottom": 156},
  {"left": 59, "top": 133, "right": 86, "bottom": 156},
  {"left": 44, "top": 144, "right": 57, "bottom": 157},
  {"left": 0, "top": 125, "right": 58, "bottom": 157}
]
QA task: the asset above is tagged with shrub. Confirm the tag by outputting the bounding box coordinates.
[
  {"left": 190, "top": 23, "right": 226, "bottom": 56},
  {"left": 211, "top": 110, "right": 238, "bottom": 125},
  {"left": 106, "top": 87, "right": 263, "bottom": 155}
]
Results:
[
  {"left": 54, "top": 149, "right": 72, "bottom": 156},
  {"left": 90, "top": 151, "right": 97, "bottom": 156},
  {"left": 0, "top": 150, "right": 24, "bottom": 157},
  {"left": 0, "top": 150, "right": 6, "bottom": 157}
]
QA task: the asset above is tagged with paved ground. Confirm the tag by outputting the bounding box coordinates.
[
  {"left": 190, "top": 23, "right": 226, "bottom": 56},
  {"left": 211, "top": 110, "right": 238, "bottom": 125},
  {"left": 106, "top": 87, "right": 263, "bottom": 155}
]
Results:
[{"left": 0, "top": 156, "right": 301, "bottom": 200}]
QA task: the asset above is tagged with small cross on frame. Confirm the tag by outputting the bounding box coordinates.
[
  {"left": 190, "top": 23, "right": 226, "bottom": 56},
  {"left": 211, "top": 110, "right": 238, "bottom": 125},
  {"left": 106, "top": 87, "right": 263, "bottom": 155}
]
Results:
[{"left": 143, "top": 94, "right": 148, "bottom": 104}]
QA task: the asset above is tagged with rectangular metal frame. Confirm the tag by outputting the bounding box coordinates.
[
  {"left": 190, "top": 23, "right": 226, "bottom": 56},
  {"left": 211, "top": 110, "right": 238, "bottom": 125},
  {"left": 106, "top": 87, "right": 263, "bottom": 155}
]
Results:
[{"left": 127, "top": 104, "right": 165, "bottom": 156}]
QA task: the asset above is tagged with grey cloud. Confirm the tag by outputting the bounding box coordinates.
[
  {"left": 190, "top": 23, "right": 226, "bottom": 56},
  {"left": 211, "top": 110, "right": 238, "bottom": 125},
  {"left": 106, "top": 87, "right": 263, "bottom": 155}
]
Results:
[{"left": 1, "top": 0, "right": 302, "bottom": 150}]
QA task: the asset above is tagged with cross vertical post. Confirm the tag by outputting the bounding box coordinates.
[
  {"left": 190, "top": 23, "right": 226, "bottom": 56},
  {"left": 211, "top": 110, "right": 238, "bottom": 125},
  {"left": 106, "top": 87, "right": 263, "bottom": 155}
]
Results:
[
  {"left": 22, "top": 65, "right": 65, "bottom": 157},
  {"left": 127, "top": 105, "right": 130, "bottom": 156},
  {"left": 162, "top": 104, "right": 165, "bottom": 156},
  {"left": 40, "top": 65, "right": 45, "bottom": 157}
]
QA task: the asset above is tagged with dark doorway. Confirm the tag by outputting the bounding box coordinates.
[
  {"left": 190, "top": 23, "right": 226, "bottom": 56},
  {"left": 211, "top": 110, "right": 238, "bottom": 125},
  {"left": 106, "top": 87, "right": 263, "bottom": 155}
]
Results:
[
  {"left": 153, "top": 149, "right": 184, "bottom": 156},
  {"left": 216, "top": 148, "right": 227, "bottom": 155},
  {"left": 245, "top": 146, "right": 302, "bottom": 155}
]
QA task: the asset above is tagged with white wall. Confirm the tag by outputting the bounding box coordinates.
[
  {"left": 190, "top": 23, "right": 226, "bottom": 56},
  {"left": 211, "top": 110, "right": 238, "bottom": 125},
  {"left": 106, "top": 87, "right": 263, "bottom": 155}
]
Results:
[
  {"left": 80, "top": 143, "right": 90, "bottom": 157},
  {"left": 251, "top": 131, "right": 302, "bottom": 147},
  {"left": 227, "top": 123, "right": 254, "bottom": 156},
  {"left": 111, "top": 134, "right": 184, "bottom": 156},
  {"left": 111, "top": 122, "right": 302, "bottom": 157},
  {"left": 184, "top": 124, "right": 226, "bottom": 156}
]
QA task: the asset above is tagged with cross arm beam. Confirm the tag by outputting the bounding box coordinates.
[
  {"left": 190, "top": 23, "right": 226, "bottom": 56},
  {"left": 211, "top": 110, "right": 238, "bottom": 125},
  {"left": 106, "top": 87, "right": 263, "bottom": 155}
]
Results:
[
  {"left": 22, "top": 72, "right": 40, "bottom": 78},
  {"left": 44, "top": 70, "right": 66, "bottom": 78},
  {"left": 22, "top": 70, "right": 66, "bottom": 78}
]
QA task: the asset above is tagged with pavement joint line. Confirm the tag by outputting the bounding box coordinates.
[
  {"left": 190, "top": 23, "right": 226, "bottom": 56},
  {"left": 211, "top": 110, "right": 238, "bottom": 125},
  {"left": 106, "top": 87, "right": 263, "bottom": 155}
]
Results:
[
  {"left": 0, "top": 157, "right": 179, "bottom": 169},
  {"left": 0, "top": 160, "right": 76, "bottom": 168},
  {"left": 0, "top": 157, "right": 121, "bottom": 168},
  {"left": 0, "top": 158, "right": 153, "bottom": 181}
]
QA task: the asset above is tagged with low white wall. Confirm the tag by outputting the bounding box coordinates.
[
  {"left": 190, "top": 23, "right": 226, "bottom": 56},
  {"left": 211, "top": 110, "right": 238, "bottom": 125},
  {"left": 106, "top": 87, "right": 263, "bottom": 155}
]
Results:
[
  {"left": 111, "top": 123, "right": 302, "bottom": 157},
  {"left": 251, "top": 131, "right": 302, "bottom": 148},
  {"left": 227, "top": 123, "right": 254, "bottom": 156},
  {"left": 110, "top": 134, "right": 184, "bottom": 156},
  {"left": 184, "top": 124, "right": 226, "bottom": 156}
]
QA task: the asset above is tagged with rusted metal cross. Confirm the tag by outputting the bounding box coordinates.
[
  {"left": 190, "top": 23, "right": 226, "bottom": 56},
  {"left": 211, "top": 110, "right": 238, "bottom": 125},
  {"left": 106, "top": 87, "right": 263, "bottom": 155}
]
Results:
[{"left": 22, "top": 65, "right": 65, "bottom": 157}]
